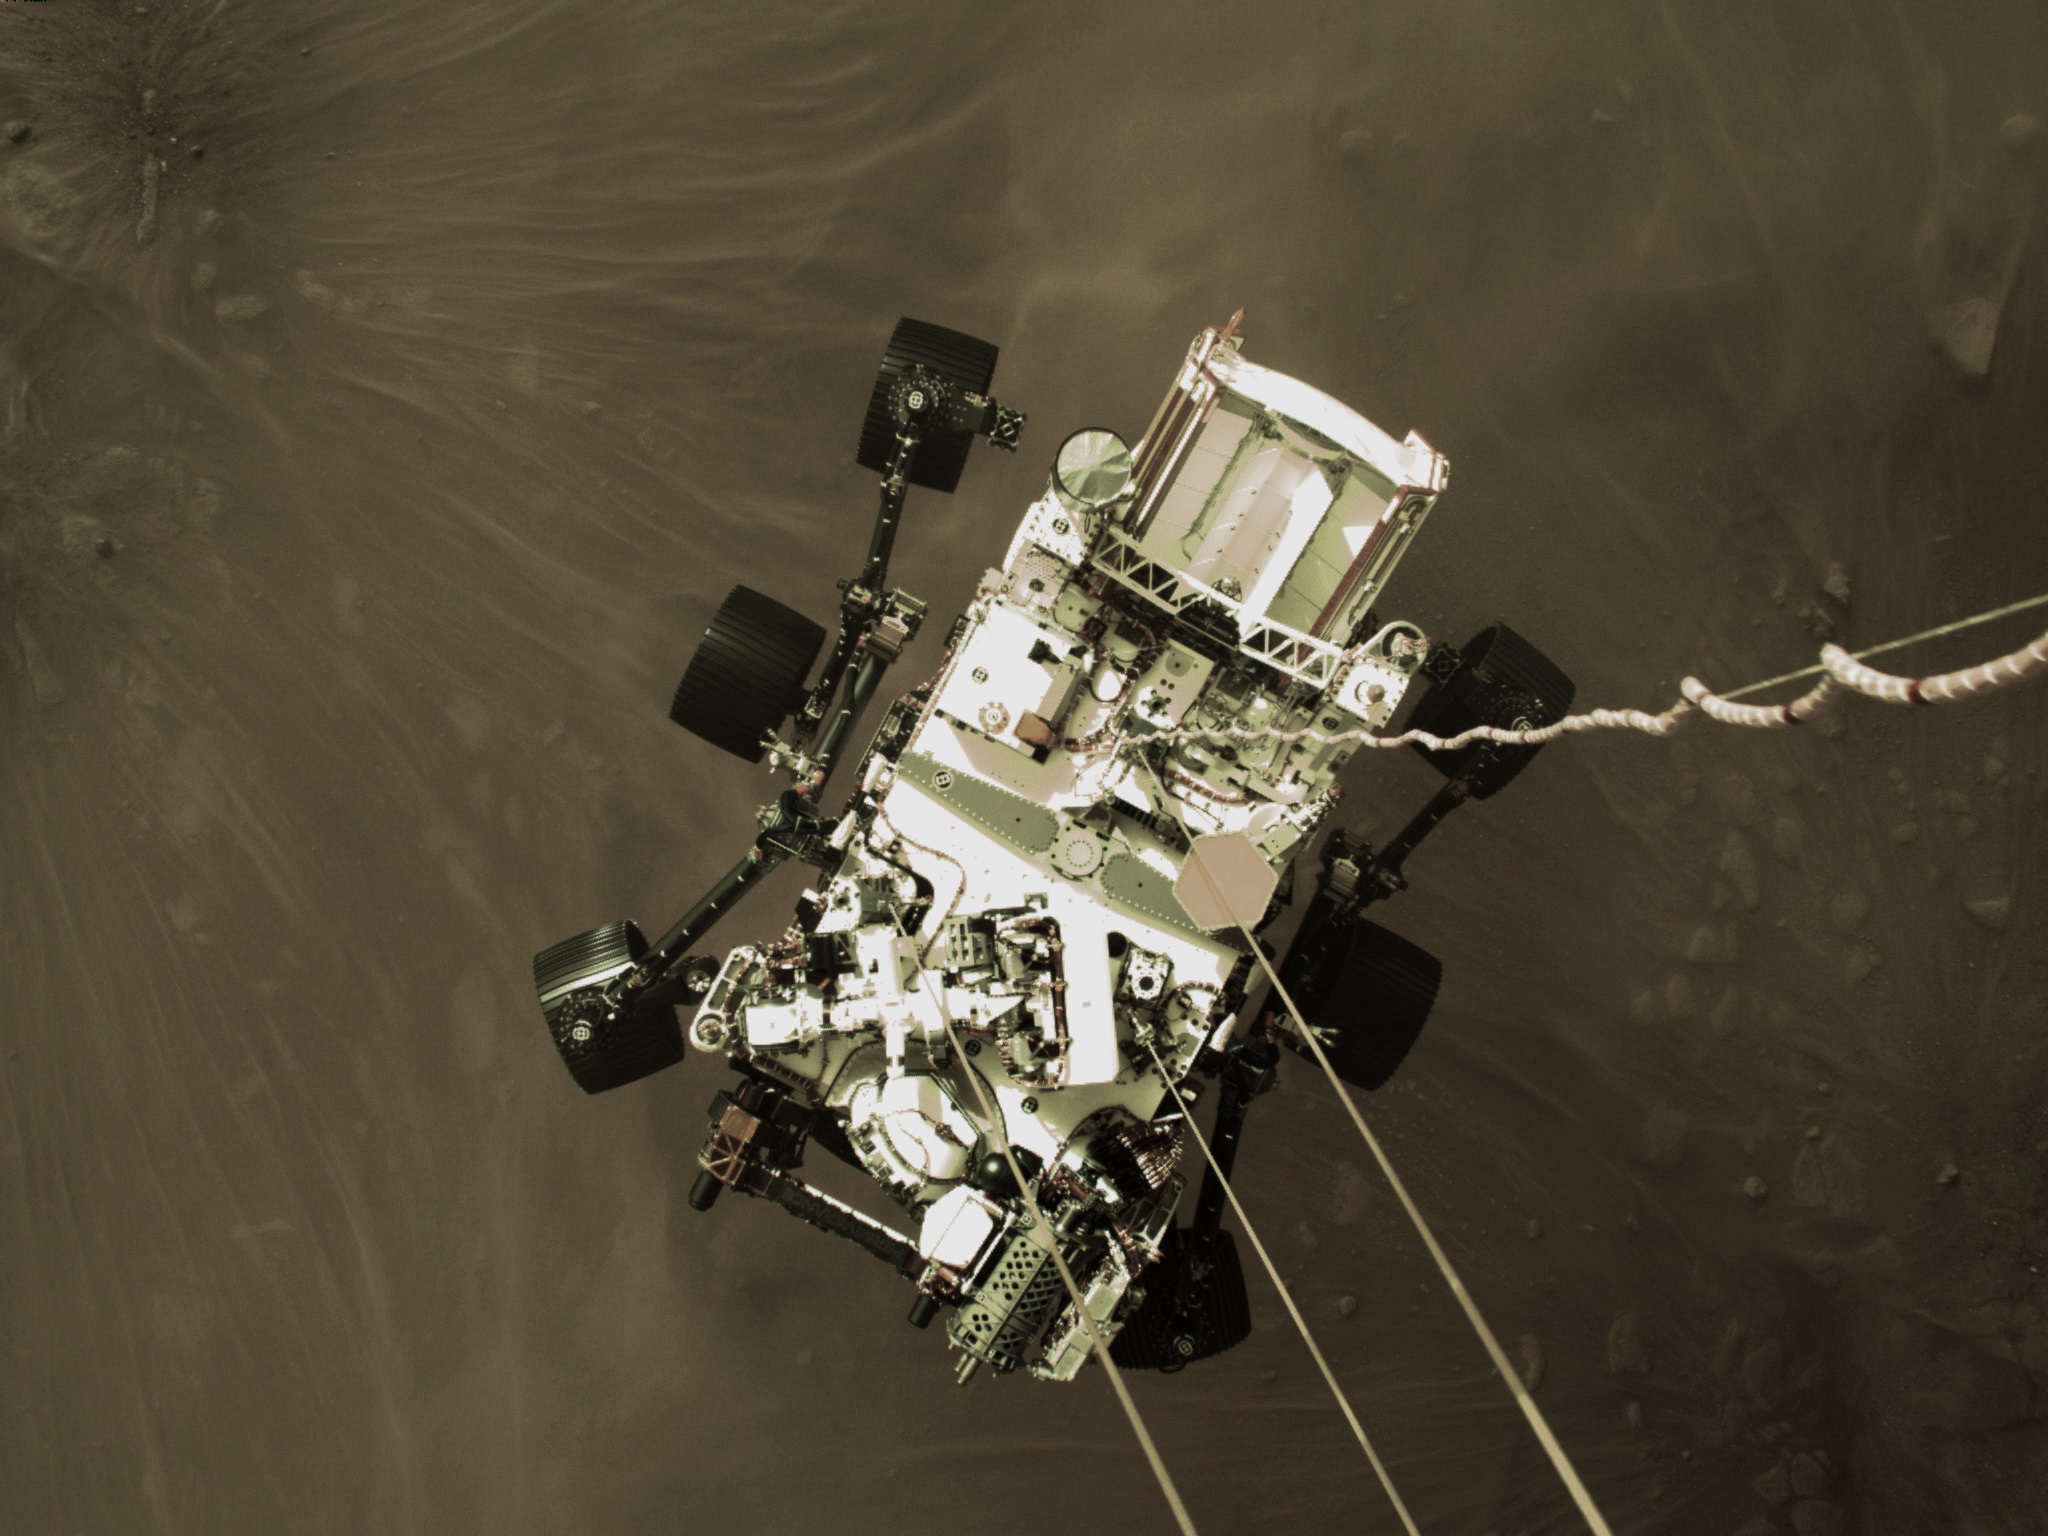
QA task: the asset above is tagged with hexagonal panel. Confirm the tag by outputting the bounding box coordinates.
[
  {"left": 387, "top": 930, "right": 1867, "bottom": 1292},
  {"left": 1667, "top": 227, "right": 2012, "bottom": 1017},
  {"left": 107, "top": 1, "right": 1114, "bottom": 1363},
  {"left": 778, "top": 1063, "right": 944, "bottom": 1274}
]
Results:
[{"left": 1174, "top": 832, "right": 1278, "bottom": 933}]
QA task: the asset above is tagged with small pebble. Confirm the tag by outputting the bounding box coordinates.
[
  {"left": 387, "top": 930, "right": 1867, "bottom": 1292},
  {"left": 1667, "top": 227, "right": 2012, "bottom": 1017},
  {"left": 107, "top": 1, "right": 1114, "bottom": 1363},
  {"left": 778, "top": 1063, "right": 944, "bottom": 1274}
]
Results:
[
  {"left": 1937, "top": 1161, "right": 1960, "bottom": 1188},
  {"left": 4, "top": 120, "right": 29, "bottom": 144},
  {"left": 2002, "top": 113, "right": 2042, "bottom": 149},
  {"left": 1526, "top": 1219, "right": 1543, "bottom": 1240},
  {"left": 94, "top": 536, "right": 117, "bottom": 559},
  {"left": 1625, "top": 1400, "right": 1644, "bottom": 1428},
  {"left": 1805, "top": 1125, "right": 1822, "bottom": 1140},
  {"left": 1822, "top": 561, "right": 1851, "bottom": 608},
  {"left": 1743, "top": 1175, "right": 1771, "bottom": 1203},
  {"left": 1336, "top": 1294, "right": 1359, "bottom": 1318},
  {"left": 1891, "top": 822, "right": 1919, "bottom": 844},
  {"left": 1818, "top": 1081, "right": 1832, "bottom": 1096}
]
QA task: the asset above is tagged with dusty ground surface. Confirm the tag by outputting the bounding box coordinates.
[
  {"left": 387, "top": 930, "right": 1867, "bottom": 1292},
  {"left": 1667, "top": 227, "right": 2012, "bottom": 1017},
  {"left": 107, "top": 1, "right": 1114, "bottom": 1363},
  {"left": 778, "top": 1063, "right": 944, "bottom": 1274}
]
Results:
[{"left": 4, "top": 2, "right": 2046, "bottom": 1532}]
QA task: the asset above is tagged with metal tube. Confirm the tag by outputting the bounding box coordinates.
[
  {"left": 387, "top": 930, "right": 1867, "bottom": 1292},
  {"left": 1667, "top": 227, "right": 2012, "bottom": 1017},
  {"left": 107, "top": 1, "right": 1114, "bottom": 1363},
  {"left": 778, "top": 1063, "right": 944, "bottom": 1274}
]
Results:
[
  {"left": 627, "top": 843, "right": 786, "bottom": 995},
  {"left": 1362, "top": 777, "right": 1471, "bottom": 901},
  {"left": 1190, "top": 1034, "right": 1276, "bottom": 1240},
  {"left": 861, "top": 427, "right": 921, "bottom": 589},
  {"left": 796, "top": 428, "right": 921, "bottom": 743},
  {"left": 769, "top": 1176, "right": 917, "bottom": 1271},
  {"left": 805, "top": 648, "right": 889, "bottom": 794}
]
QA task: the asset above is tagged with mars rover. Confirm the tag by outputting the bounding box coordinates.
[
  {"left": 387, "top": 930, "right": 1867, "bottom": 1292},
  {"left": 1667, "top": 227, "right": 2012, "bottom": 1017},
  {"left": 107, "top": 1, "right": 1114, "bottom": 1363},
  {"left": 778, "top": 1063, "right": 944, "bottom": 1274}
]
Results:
[{"left": 532, "top": 314, "right": 1576, "bottom": 1384}]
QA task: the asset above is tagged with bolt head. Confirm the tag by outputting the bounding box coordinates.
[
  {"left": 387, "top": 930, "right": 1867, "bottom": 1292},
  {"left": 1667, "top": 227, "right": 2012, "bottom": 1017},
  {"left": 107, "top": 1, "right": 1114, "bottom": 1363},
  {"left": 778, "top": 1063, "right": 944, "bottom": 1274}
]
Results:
[{"left": 569, "top": 1023, "right": 592, "bottom": 1043}]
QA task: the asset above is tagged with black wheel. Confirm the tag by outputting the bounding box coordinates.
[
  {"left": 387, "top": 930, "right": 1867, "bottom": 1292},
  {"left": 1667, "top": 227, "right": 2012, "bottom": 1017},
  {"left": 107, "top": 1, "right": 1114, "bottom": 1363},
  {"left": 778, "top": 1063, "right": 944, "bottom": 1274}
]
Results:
[
  {"left": 533, "top": 921, "right": 685, "bottom": 1094},
  {"left": 1406, "top": 623, "right": 1575, "bottom": 799},
  {"left": 669, "top": 585, "right": 826, "bottom": 762},
  {"left": 1290, "top": 917, "right": 1442, "bottom": 1091},
  {"left": 855, "top": 317, "right": 999, "bottom": 494},
  {"left": 1109, "top": 1228, "right": 1253, "bottom": 1372}
]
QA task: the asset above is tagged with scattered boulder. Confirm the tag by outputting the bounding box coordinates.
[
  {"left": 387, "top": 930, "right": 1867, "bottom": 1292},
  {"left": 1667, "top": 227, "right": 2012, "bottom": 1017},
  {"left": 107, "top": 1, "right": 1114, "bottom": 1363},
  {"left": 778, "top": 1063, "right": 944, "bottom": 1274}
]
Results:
[
  {"left": 1708, "top": 989, "right": 1740, "bottom": 1039},
  {"left": 1936, "top": 1160, "right": 1961, "bottom": 1188},
  {"left": 2003, "top": 113, "right": 2042, "bottom": 150},
  {"left": 1797, "top": 600, "right": 1838, "bottom": 640},
  {"left": 1789, "top": 1451, "right": 1830, "bottom": 1499},
  {"left": 1641, "top": 1100, "right": 1689, "bottom": 1170},
  {"left": 1336, "top": 1293, "right": 1359, "bottom": 1319},
  {"left": 215, "top": 294, "right": 273, "bottom": 322},
  {"left": 1665, "top": 972, "right": 1698, "bottom": 1019},
  {"left": 3, "top": 120, "right": 29, "bottom": 144},
  {"left": 1720, "top": 834, "right": 1760, "bottom": 909},
  {"left": 1330, "top": 1160, "right": 1370, "bottom": 1225},
  {"left": 1608, "top": 1311, "right": 1650, "bottom": 1375},
  {"left": 1752, "top": 1458, "right": 1792, "bottom": 1506},
  {"left": 1519, "top": 1332, "right": 1545, "bottom": 1391},
  {"left": 1742, "top": 1175, "right": 1771, "bottom": 1203},
  {"left": 1829, "top": 891, "right": 1868, "bottom": 934},
  {"left": 1336, "top": 125, "right": 1377, "bottom": 162},
  {"left": 1932, "top": 296, "right": 2002, "bottom": 378},
  {"left": 1963, "top": 897, "right": 2010, "bottom": 931},
  {"left": 1821, "top": 562, "right": 1851, "bottom": 609}
]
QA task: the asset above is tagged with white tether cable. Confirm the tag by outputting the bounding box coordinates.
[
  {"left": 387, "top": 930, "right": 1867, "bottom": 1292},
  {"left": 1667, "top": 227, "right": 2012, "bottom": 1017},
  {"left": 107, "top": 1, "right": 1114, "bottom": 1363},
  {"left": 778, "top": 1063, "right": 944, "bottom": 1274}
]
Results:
[
  {"left": 1147, "top": 593, "right": 2048, "bottom": 754},
  {"left": 1139, "top": 760, "right": 1617, "bottom": 1536},
  {"left": 1140, "top": 1037, "right": 1422, "bottom": 1536}
]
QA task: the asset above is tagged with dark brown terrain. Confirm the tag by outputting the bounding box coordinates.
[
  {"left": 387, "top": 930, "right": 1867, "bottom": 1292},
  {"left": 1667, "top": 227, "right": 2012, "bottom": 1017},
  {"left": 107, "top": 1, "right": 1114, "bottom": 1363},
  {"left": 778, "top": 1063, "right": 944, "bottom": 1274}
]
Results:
[{"left": 4, "top": 3, "right": 2046, "bottom": 1532}]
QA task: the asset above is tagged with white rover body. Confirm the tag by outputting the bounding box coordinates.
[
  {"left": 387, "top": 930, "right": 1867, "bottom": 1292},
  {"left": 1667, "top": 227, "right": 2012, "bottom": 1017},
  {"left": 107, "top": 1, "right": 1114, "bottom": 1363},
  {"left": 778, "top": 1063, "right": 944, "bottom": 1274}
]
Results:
[{"left": 535, "top": 316, "right": 1565, "bottom": 1383}]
